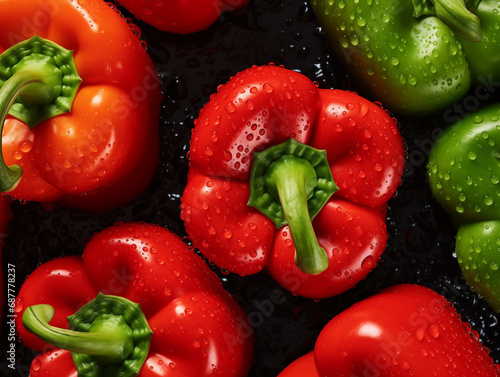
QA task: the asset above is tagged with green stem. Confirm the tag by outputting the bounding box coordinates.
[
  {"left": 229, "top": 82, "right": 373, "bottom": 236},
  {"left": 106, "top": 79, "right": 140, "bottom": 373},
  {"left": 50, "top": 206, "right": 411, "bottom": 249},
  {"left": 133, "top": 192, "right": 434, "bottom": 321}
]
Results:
[
  {"left": 412, "top": 0, "right": 482, "bottom": 42},
  {"left": 22, "top": 293, "right": 152, "bottom": 377},
  {"left": 431, "top": 0, "right": 482, "bottom": 42},
  {"left": 266, "top": 155, "right": 329, "bottom": 274},
  {"left": 0, "top": 36, "right": 81, "bottom": 192},
  {"left": 248, "top": 138, "right": 338, "bottom": 275},
  {"left": 0, "top": 70, "right": 45, "bottom": 191},
  {"left": 23, "top": 304, "right": 134, "bottom": 364}
]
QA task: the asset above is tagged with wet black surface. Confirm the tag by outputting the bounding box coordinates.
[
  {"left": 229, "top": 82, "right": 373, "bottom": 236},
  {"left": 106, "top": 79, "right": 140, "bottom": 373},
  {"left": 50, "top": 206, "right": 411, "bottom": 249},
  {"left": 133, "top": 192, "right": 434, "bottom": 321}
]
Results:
[{"left": 1, "top": 0, "right": 499, "bottom": 375}]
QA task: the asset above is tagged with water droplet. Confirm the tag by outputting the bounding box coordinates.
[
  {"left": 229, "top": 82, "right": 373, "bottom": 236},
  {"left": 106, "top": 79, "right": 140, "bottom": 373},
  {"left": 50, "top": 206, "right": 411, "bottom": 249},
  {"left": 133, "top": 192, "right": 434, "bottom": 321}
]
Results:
[
  {"left": 484, "top": 195, "right": 494, "bottom": 206},
  {"left": 428, "top": 324, "right": 440, "bottom": 338},
  {"left": 32, "top": 358, "right": 41, "bottom": 371},
  {"left": 473, "top": 116, "right": 484, "bottom": 124},
  {"left": 356, "top": 17, "right": 366, "bottom": 27},
  {"left": 416, "top": 328, "right": 425, "bottom": 341},
  {"left": 225, "top": 102, "right": 236, "bottom": 113},
  {"left": 14, "top": 297, "right": 24, "bottom": 313},
  {"left": 361, "top": 255, "right": 375, "bottom": 269},
  {"left": 263, "top": 83, "right": 274, "bottom": 93},
  {"left": 19, "top": 140, "right": 33, "bottom": 153}
]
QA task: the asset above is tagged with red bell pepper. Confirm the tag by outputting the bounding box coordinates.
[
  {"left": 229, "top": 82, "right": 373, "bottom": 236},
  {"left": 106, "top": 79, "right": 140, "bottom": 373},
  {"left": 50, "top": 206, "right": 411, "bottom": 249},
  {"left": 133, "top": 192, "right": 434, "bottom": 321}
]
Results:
[
  {"left": 15, "top": 222, "right": 254, "bottom": 377},
  {"left": 278, "top": 284, "right": 500, "bottom": 377},
  {"left": 0, "top": 194, "right": 11, "bottom": 319},
  {"left": 0, "top": 0, "right": 162, "bottom": 212},
  {"left": 114, "top": 0, "right": 250, "bottom": 34},
  {"left": 181, "top": 64, "right": 405, "bottom": 298}
]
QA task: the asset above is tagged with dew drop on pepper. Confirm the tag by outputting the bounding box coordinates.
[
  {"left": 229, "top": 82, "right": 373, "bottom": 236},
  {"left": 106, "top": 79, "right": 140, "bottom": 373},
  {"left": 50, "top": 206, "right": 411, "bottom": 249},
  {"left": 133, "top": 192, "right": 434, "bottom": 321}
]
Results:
[
  {"left": 11, "top": 151, "right": 22, "bottom": 160},
  {"left": 14, "top": 297, "right": 24, "bottom": 313},
  {"left": 415, "top": 327, "right": 425, "bottom": 341},
  {"left": 32, "top": 358, "right": 42, "bottom": 372},
  {"left": 361, "top": 255, "right": 374, "bottom": 269},
  {"left": 428, "top": 324, "right": 440, "bottom": 339},
  {"left": 19, "top": 140, "right": 32, "bottom": 153},
  {"left": 263, "top": 83, "right": 274, "bottom": 93},
  {"left": 225, "top": 102, "right": 237, "bottom": 113},
  {"left": 222, "top": 150, "right": 232, "bottom": 161}
]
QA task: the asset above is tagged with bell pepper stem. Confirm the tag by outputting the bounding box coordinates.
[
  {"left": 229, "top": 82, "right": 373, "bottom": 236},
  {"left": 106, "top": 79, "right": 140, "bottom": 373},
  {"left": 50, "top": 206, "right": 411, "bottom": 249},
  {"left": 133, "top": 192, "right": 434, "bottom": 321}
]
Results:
[
  {"left": 431, "top": 0, "right": 482, "bottom": 42},
  {"left": 0, "top": 71, "right": 45, "bottom": 192},
  {"left": 266, "top": 155, "right": 329, "bottom": 274},
  {"left": 22, "top": 293, "right": 152, "bottom": 377},
  {"left": 413, "top": 0, "right": 482, "bottom": 42},
  {"left": 23, "top": 304, "right": 134, "bottom": 365},
  {"left": 248, "top": 138, "right": 337, "bottom": 275},
  {"left": 0, "top": 36, "right": 82, "bottom": 192}
]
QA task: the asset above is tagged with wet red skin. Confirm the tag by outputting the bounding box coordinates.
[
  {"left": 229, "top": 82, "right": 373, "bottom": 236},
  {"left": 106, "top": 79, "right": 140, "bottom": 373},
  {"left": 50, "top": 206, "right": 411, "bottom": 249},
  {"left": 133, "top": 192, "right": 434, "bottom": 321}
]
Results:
[
  {"left": 15, "top": 222, "right": 254, "bottom": 377},
  {"left": 0, "top": 0, "right": 161, "bottom": 212},
  {"left": 181, "top": 64, "right": 405, "bottom": 299},
  {"left": 115, "top": 0, "right": 251, "bottom": 34},
  {"left": 278, "top": 284, "right": 500, "bottom": 377}
]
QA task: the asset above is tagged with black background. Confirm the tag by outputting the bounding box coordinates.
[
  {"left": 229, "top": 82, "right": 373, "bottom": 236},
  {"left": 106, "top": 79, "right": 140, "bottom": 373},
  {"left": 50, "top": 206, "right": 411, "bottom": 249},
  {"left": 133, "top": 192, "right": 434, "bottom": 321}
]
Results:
[{"left": 1, "top": 0, "right": 499, "bottom": 376}]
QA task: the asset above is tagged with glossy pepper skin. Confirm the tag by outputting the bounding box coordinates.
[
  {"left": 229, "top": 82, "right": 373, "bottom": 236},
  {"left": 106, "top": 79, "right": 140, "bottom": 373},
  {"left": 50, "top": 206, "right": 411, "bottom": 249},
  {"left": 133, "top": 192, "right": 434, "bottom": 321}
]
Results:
[
  {"left": 115, "top": 0, "right": 250, "bottom": 34},
  {"left": 428, "top": 103, "right": 500, "bottom": 312},
  {"left": 0, "top": 0, "right": 162, "bottom": 212},
  {"left": 278, "top": 284, "right": 500, "bottom": 377},
  {"left": 15, "top": 222, "right": 254, "bottom": 377},
  {"left": 309, "top": 0, "right": 500, "bottom": 117},
  {"left": 181, "top": 64, "right": 405, "bottom": 299}
]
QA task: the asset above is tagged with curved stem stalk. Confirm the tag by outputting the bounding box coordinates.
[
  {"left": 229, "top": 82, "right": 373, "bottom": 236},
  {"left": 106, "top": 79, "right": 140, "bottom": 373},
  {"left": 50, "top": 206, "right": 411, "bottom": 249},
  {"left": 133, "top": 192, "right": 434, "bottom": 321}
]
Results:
[
  {"left": 23, "top": 304, "right": 134, "bottom": 365},
  {"left": 0, "top": 71, "right": 42, "bottom": 191},
  {"left": 266, "top": 155, "right": 329, "bottom": 275}
]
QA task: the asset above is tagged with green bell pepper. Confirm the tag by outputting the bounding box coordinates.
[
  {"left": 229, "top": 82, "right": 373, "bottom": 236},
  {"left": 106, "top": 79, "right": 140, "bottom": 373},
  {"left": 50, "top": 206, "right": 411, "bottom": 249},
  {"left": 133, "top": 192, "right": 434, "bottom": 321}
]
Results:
[
  {"left": 427, "top": 103, "right": 500, "bottom": 311},
  {"left": 310, "top": 0, "right": 500, "bottom": 116}
]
